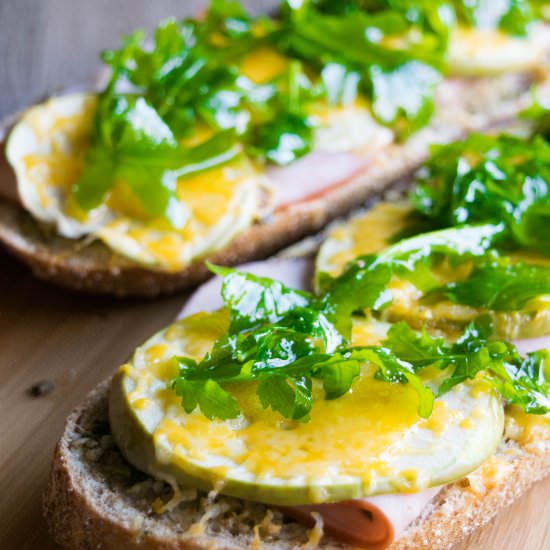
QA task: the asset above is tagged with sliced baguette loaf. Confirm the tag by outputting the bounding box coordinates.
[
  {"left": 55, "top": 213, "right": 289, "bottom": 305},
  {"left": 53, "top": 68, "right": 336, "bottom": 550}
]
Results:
[
  {"left": 0, "top": 70, "right": 545, "bottom": 297},
  {"left": 43, "top": 380, "right": 550, "bottom": 550}
]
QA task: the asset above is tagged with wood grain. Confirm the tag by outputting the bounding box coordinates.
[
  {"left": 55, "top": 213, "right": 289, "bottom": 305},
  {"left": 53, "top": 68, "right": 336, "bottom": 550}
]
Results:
[{"left": 0, "top": 1, "right": 548, "bottom": 549}]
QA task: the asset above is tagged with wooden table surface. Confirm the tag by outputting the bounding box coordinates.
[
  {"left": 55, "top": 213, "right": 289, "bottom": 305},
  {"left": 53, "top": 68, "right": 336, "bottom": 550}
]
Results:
[{"left": 0, "top": 2, "right": 548, "bottom": 549}]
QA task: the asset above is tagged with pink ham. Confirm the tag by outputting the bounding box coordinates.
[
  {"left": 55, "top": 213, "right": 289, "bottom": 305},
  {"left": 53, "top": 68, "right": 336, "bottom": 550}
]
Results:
[
  {"left": 267, "top": 151, "right": 374, "bottom": 211},
  {"left": 513, "top": 335, "right": 550, "bottom": 355},
  {"left": 282, "top": 488, "right": 439, "bottom": 550}
]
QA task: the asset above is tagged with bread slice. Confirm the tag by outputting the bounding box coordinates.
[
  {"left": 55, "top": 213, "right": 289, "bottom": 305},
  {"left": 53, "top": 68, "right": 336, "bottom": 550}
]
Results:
[
  {"left": 0, "top": 70, "right": 544, "bottom": 296},
  {"left": 43, "top": 380, "right": 550, "bottom": 550}
]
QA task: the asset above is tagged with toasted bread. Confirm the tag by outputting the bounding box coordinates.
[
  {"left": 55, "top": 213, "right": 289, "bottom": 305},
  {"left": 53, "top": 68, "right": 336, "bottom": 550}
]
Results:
[
  {"left": 43, "top": 380, "right": 550, "bottom": 549},
  {"left": 0, "top": 69, "right": 544, "bottom": 296}
]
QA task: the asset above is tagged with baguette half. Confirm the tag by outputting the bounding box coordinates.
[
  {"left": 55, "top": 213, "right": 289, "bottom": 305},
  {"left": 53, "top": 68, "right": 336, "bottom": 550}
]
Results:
[
  {"left": 43, "top": 380, "right": 550, "bottom": 550},
  {"left": 0, "top": 70, "right": 545, "bottom": 296}
]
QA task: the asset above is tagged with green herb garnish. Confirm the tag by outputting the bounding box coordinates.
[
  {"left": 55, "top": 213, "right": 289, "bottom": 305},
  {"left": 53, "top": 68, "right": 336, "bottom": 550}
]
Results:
[
  {"left": 322, "top": 221, "right": 550, "bottom": 316},
  {"left": 171, "top": 263, "right": 550, "bottom": 421},
  {"left": 279, "top": 2, "right": 445, "bottom": 136},
  {"left": 73, "top": 95, "right": 240, "bottom": 225},
  {"left": 412, "top": 134, "right": 550, "bottom": 255},
  {"left": 429, "top": 260, "right": 550, "bottom": 311},
  {"left": 319, "top": 223, "right": 505, "bottom": 335},
  {"left": 309, "top": 0, "right": 538, "bottom": 35}
]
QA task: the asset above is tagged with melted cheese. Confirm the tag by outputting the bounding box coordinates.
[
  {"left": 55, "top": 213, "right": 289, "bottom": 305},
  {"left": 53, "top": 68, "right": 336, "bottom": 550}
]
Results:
[
  {"left": 311, "top": 98, "right": 394, "bottom": 154},
  {"left": 6, "top": 50, "right": 393, "bottom": 272},
  {"left": 505, "top": 405, "right": 550, "bottom": 454},
  {"left": 241, "top": 47, "right": 289, "bottom": 83},
  {"left": 465, "top": 455, "right": 515, "bottom": 497},
  {"left": 112, "top": 311, "right": 504, "bottom": 506}
]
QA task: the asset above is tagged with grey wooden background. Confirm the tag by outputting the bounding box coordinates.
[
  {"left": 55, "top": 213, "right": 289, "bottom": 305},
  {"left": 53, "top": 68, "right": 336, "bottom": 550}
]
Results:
[{"left": 0, "top": 0, "right": 275, "bottom": 119}]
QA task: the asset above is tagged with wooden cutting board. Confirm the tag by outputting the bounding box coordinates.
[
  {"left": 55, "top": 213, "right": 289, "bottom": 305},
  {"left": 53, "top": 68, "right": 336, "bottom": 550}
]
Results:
[
  {"left": 0, "top": 250, "right": 548, "bottom": 550},
  {"left": 0, "top": 2, "right": 548, "bottom": 548}
]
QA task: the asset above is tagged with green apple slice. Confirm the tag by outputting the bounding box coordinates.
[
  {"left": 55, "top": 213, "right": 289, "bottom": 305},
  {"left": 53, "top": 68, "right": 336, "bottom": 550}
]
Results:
[
  {"left": 316, "top": 201, "right": 550, "bottom": 339},
  {"left": 110, "top": 311, "right": 504, "bottom": 506}
]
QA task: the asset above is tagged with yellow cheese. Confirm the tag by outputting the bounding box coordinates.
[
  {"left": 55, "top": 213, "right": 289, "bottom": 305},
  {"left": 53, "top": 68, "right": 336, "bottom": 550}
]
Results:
[
  {"left": 240, "top": 46, "right": 289, "bottom": 83},
  {"left": 449, "top": 26, "right": 545, "bottom": 76},
  {"left": 505, "top": 406, "right": 550, "bottom": 453}
]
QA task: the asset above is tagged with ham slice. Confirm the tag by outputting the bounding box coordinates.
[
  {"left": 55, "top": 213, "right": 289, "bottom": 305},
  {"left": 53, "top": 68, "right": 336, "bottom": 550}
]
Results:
[
  {"left": 513, "top": 335, "right": 550, "bottom": 355},
  {"left": 267, "top": 151, "right": 373, "bottom": 211},
  {"left": 282, "top": 488, "right": 440, "bottom": 550}
]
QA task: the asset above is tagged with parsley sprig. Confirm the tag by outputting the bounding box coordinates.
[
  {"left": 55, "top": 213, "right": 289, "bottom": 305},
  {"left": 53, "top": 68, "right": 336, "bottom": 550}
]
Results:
[
  {"left": 171, "top": 249, "right": 550, "bottom": 421},
  {"left": 309, "top": 0, "right": 538, "bottom": 36},
  {"left": 412, "top": 134, "right": 550, "bottom": 255}
]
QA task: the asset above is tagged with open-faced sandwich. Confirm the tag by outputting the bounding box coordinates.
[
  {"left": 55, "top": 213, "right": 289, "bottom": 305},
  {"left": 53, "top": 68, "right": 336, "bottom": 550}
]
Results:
[
  {"left": 1, "top": 0, "right": 550, "bottom": 295},
  {"left": 44, "top": 129, "right": 550, "bottom": 549}
]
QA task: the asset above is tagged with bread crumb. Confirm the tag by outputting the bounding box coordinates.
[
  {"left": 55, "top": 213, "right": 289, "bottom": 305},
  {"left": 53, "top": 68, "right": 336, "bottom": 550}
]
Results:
[
  {"left": 466, "top": 456, "right": 515, "bottom": 497},
  {"left": 152, "top": 481, "right": 197, "bottom": 515},
  {"left": 187, "top": 500, "right": 230, "bottom": 536}
]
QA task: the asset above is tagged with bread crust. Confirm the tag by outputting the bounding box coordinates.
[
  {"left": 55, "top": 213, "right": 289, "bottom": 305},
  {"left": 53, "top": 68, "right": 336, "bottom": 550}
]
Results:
[
  {"left": 43, "top": 381, "right": 550, "bottom": 550},
  {"left": 0, "top": 68, "right": 545, "bottom": 296}
]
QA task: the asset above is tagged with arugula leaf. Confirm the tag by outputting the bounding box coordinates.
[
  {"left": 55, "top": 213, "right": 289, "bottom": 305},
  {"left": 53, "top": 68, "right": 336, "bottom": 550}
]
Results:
[
  {"left": 321, "top": 256, "right": 393, "bottom": 339},
  {"left": 453, "top": 0, "right": 536, "bottom": 36},
  {"left": 310, "top": 0, "right": 537, "bottom": 35},
  {"left": 279, "top": 4, "right": 446, "bottom": 136},
  {"left": 323, "top": 220, "right": 550, "bottom": 316},
  {"left": 378, "top": 322, "right": 447, "bottom": 365},
  {"left": 375, "top": 320, "right": 550, "bottom": 415},
  {"left": 210, "top": 264, "right": 344, "bottom": 352},
  {"left": 431, "top": 260, "right": 550, "bottom": 310},
  {"left": 370, "top": 61, "right": 441, "bottom": 136},
  {"left": 172, "top": 263, "right": 550, "bottom": 422},
  {"left": 247, "top": 61, "right": 318, "bottom": 164},
  {"left": 209, "top": 264, "right": 311, "bottom": 330},
  {"left": 503, "top": 350, "right": 550, "bottom": 413},
  {"left": 412, "top": 134, "right": 550, "bottom": 255}
]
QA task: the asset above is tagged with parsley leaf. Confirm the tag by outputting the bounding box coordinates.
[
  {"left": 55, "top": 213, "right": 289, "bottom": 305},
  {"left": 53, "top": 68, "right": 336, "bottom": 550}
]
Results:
[
  {"left": 431, "top": 260, "right": 550, "bottom": 310},
  {"left": 172, "top": 262, "right": 550, "bottom": 422},
  {"left": 412, "top": 134, "right": 550, "bottom": 255},
  {"left": 172, "top": 378, "right": 240, "bottom": 420}
]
